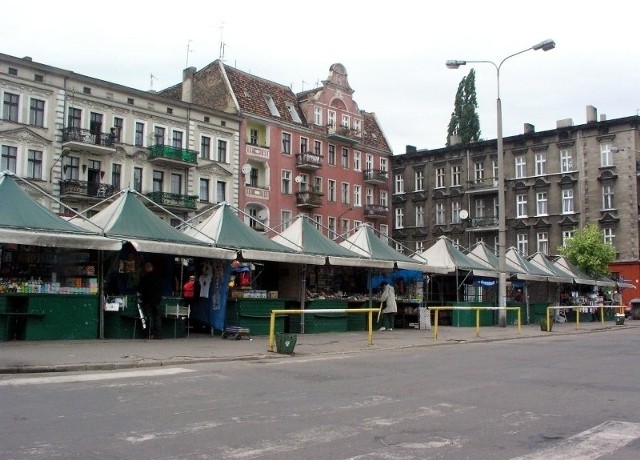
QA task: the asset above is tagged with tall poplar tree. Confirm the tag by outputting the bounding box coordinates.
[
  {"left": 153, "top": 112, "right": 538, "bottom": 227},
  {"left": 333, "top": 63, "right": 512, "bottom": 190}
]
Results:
[{"left": 446, "top": 69, "right": 481, "bottom": 146}]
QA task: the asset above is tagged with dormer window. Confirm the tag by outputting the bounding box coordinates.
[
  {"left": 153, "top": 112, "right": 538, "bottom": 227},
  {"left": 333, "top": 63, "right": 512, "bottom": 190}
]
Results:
[
  {"left": 285, "top": 102, "right": 302, "bottom": 123},
  {"left": 264, "top": 95, "right": 280, "bottom": 117}
]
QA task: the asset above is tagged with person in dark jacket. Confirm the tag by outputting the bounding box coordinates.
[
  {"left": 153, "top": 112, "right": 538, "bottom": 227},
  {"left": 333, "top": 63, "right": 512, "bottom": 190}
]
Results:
[{"left": 138, "top": 262, "right": 163, "bottom": 339}]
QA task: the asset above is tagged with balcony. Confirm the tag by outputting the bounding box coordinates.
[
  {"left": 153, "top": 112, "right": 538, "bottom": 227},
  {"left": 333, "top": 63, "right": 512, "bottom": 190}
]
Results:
[
  {"left": 145, "top": 191, "right": 198, "bottom": 210},
  {"left": 466, "top": 177, "right": 498, "bottom": 193},
  {"left": 244, "top": 185, "right": 270, "bottom": 200},
  {"left": 469, "top": 216, "right": 498, "bottom": 229},
  {"left": 295, "top": 190, "right": 323, "bottom": 208},
  {"left": 246, "top": 143, "right": 270, "bottom": 161},
  {"left": 59, "top": 180, "right": 119, "bottom": 199},
  {"left": 147, "top": 145, "right": 198, "bottom": 167},
  {"left": 363, "top": 169, "right": 388, "bottom": 185},
  {"left": 327, "top": 125, "right": 360, "bottom": 145},
  {"left": 364, "top": 204, "right": 389, "bottom": 220},
  {"left": 295, "top": 152, "right": 323, "bottom": 170},
  {"left": 61, "top": 127, "right": 116, "bottom": 156}
]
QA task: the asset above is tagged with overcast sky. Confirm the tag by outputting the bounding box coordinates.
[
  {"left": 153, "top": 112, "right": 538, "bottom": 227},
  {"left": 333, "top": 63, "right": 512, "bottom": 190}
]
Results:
[{"left": 3, "top": 1, "right": 639, "bottom": 154}]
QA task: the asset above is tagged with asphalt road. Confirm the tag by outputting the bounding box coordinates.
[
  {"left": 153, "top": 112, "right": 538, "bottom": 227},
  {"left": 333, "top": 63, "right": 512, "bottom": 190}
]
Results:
[{"left": 1, "top": 329, "right": 639, "bottom": 459}]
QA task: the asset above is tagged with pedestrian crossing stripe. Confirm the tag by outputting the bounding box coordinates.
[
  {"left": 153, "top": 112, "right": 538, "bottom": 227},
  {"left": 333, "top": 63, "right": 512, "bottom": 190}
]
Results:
[
  {"left": 0, "top": 367, "right": 195, "bottom": 386},
  {"left": 512, "top": 420, "right": 640, "bottom": 460}
]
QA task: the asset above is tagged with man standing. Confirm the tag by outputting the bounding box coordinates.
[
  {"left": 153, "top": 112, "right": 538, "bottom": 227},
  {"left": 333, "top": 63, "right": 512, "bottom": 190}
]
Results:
[{"left": 138, "top": 262, "right": 163, "bottom": 339}]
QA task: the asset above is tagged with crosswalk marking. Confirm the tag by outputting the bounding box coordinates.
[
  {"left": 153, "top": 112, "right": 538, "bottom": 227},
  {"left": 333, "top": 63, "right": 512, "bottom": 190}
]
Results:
[
  {"left": 512, "top": 420, "right": 640, "bottom": 460},
  {"left": 0, "top": 367, "right": 194, "bottom": 386}
]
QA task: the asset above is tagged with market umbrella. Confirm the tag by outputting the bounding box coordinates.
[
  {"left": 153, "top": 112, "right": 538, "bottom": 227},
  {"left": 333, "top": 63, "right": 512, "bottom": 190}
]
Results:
[
  {"left": 467, "top": 241, "right": 526, "bottom": 278},
  {"left": 412, "top": 236, "right": 494, "bottom": 276}
]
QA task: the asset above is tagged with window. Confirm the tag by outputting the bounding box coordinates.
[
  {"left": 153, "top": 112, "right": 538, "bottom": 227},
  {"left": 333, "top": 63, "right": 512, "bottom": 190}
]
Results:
[
  {"left": 281, "top": 210, "right": 292, "bottom": 230},
  {"left": 415, "top": 205, "right": 424, "bottom": 227},
  {"left": 536, "top": 192, "right": 548, "bottom": 216},
  {"left": 435, "top": 203, "right": 445, "bottom": 225},
  {"left": 435, "top": 167, "right": 445, "bottom": 188},
  {"left": 285, "top": 102, "right": 302, "bottom": 123},
  {"left": 281, "top": 170, "right": 292, "bottom": 194},
  {"left": 365, "top": 153, "right": 373, "bottom": 171},
  {"left": 133, "top": 167, "right": 143, "bottom": 192},
  {"left": 111, "top": 163, "right": 121, "bottom": 189},
  {"left": 395, "top": 208, "right": 404, "bottom": 229},
  {"left": 394, "top": 174, "right": 404, "bottom": 194},
  {"left": 380, "top": 158, "right": 388, "bottom": 173},
  {"left": 89, "top": 112, "right": 103, "bottom": 136},
  {"left": 474, "top": 162, "right": 484, "bottom": 182},
  {"left": 249, "top": 129, "right": 259, "bottom": 145},
  {"left": 415, "top": 170, "right": 424, "bottom": 191},
  {"left": 281, "top": 132, "right": 291, "bottom": 154},
  {"left": 354, "top": 151, "right": 361, "bottom": 171},
  {"left": 535, "top": 152, "right": 546, "bottom": 175},
  {"left": 341, "top": 114, "right": 350, "bottom": 128},
  {"left": 451, "top": 165, "right": 460, "bottom": 186},
  {"left": 603, "top": 228, "right": 615, "bottom": 245},
  {"left": 27, "top": 149, "right": 42, "bottom": 179},
  {"left": 493, "top": 197, "right": 499, "bottom": 217},
  {"left": 64, "top": 156, "right": 80, "bottom": 180},
  {"left": 68, "top": 107, "right": 82, "bottom": 129},
  {"left": 492, "top": 160, "right": 499, "bottom": 185},
  {"left": 314, "top": 107, "right": 322, "bottom": 125},
  {"left": 216, "top": 139, "right": 227, "bottom": 163},
  {"left": 135, "top": 122, "right": 145, "bottom": 146},
  {"left": 517, "top": 233, "right": 529, "bottom": 256},
  {"left": 560, "top": 149, "right": 572, "bottom": 172},
  {"left": 3, "top": 92, "right": 19, "bottom": 122},
  {"left": 600, "top": 144, "right": 613, "bottom": 167},
  {"left": 451, "top": 201, "right": 461, "bottom": 224},
  {"left": 216, "top": 181, "right": 226, "bottom": 202},
  {"left": 200, "top": 136, "right": 211, "bottom": 159},
  {"left": 379, "top": 225, "right": 389, "bottom": 242},
  {"left": 153, "top": 170, "right": 164, "bottom": 192},
  {"left": 29, "top": 98, "right": 45, "bottom": 127},
  {"left": 249, "top": 168, "right": 258, "bottom": 188},
  {"left": 328, "top": 144, "right": 336, "bottom": 165},
  {"left": 380, "top": 190, "right": 388, "bottom": 207},
  {"left": 328, "top": 180, "right": 336, "bottom": 202},
  {"left": 314, "top": 176, "right": 322, "bottom": 193},
  {"left": 416, "top": 240, "right": 425, "bottom": 253},
  {"left": 515, "top": 156, "right": 526, "bottom": 178},
  {"left": 365, "top": 187, "right": 373, "bottom": 205},
  {"left": 328, "top": 110, "right": 336, "bottom": 127},
  {"left": 328, "top": 217, "right": 337, "bottom": 240},
  {"left": 475, "top": 198, "right": 485, "bottom": 218},
  {"left": 1, "top": 145, "right": 17, "bottom": 173},
  {"left": 154, "top": 126, "right": 165, "bottom": 146},
  {"left": 113, "top": 117, "right": 123, "bottom": 142},
  {"left": 537, "top": 232, "right": 549, "bottom": 254},
  {"left": 516, "top": 194, "right": 528, "bottom": 218},
  {"left": 313, "top": 215, "right": 322, "bottom": 231},
  {"left": 314, "top": 140, "right": 322, "bottom": 156},
  {"left": 170, "top": 173, "right": 181, "bottom": 194},
  {"left": 300, "top": 137, "right": 308, "bottom": 154},
  {"left": 341, "top": 148, "right": 349, "bottom": 168},
  {"left": 562, "top": 230, "right": 574, "bottom": 247},
  {"left": 341, "top": 218, "right": 349, "bottom": 235},
  {"left": 602, "top": 185, "right": 614, "bottom": 209},
  {"left": 172, "top": 130, "right": 183, "bottom": 149},
  {"left": 199, "top": 179, "right": 210, "bottom": 201},
  {"left": 562, "top": 189, "right": 574, "bottom": 214},
  {"left": 341, "top": 183, "right": 349, "bottom": 204},
  {"left": 264, "top": 95, "right": 280, "bottom": 117},
  {"left": 8, "top": 67, "right": 17, "bottom": 76},
  {"left": 353, "top": 119, "right": 362, "bottom": 135},
  {"left": 354, "top": 185, "right": 361, "bottom": 207}
]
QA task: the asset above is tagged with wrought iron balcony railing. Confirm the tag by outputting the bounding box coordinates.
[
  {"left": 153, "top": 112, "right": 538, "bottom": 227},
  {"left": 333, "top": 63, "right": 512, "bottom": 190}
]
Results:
[
  {"left": 61, "top": 127, "right": 115, "bottom": 148},
  {"left": 59, "top": 180, "right": 119, "bottom": 198},
  {"left": 145, "top": 191, "right": 198, "bottom": 210},
  {"left": 327, "top": 125, "right": 360, "bottom": 144},
  {"left": 295, "top": 152, "right": 323, "bottom": 169},
  {"left": 364, "top": 204, "right": 389, "bottom": 219},
  {"left": 469, "top": 216, "right": 499, "bottom": 228},
  {"left": 148, "top": 144, "right": 198, "bottom": 165},
  {"left": 363, "top": 169, "right": 388, "bottom": 184},
  {"left": 295, "top": 190, "right": 324, "bottom": 208}
]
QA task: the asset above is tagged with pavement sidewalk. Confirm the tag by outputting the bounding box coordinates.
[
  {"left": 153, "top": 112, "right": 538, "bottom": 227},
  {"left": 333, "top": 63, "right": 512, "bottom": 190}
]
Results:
[{"left": 0, "top": 321, "right": 636, "bottom": 374}]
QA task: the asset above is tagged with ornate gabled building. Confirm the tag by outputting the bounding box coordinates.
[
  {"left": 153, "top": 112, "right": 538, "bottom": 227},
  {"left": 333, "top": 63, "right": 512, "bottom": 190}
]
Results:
[
  {"left": 161, "top": 62, "right": 392, "bottom": 239},
  {"left": 0, "top": 52, "right": 241, "bottom": 222},
  {"left": 391, "top": 107, "right": 640, "bottom": 300}
]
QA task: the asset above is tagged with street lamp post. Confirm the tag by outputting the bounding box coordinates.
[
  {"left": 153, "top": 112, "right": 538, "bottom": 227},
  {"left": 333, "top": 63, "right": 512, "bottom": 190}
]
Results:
[{"left": 446, "top": 39, "right": 555, "bottom": 326}]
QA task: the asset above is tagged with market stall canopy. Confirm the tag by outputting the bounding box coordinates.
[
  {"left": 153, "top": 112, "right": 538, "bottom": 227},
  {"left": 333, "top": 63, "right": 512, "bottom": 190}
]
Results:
[
  {"left": 505, "top": 247, "right": 553, "bottom": 282},
  {"left": 527, "top": 252, "right": 575, "bottom": 284},
  {"left": 271, "top": 215, "right": 385, "bottom": 267},
  {"left": 183, "top": 203, "right": 323, "bottom": 264},
  {"left": 69, "top": 190, "right": 235, "bottom": 259},
  {"left": 467, "top": 241, "right": 527, "bottom": 278},
  {"left": 412, "top": 236, "right": 496, "bottom": 276},
  {"left": 339, "top": 224, "right": 443, "bottom": 273},
  {"left": 0, "top": 172, "right": 120, "bottom": 250},
  {"left": 551, "top": 256, "right": 597, "bottom": 286}
]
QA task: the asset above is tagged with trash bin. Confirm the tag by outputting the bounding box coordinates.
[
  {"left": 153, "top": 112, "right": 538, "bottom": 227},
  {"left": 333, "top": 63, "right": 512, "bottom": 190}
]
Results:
[{"left": 275, "top": 332, "right": 297, "bottom": 354}]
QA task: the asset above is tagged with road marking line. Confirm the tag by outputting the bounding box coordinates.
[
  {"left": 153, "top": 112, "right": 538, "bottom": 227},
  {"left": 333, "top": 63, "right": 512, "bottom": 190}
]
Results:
[
  {"left": 512, "top": 420, "right": 640, "bottom": 460},
  {"left": 0, "top": 367, "right": 194, "bottom": 386}
]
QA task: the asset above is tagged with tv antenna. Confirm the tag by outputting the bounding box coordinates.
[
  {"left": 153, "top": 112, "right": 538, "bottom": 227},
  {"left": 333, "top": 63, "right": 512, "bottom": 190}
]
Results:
[
  {"left": 219, "top": 22, "right": 227, "bottom": 61},
  {"left": 185, "top": 39, "right": 193, "bottom": 68},
  {"left": 149, "top": 73, "right": 157, "bottom": 91}
]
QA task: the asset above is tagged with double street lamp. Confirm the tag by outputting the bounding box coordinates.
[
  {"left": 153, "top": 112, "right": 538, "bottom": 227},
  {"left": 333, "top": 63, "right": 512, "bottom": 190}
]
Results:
[{"left": 446, "top": 39, "right": 555, "bottom": 326}]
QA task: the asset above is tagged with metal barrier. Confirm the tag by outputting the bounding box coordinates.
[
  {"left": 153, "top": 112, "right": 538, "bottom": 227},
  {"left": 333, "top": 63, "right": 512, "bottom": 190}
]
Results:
[
  {"left": 430, "top": 306, "right": 522, "bottom": 340},
  {"left": 545, "top": 305, "right": 625, "bottom": 332},
  {"left": 268, "top": 308, "right": 378, "bottom": 352}
]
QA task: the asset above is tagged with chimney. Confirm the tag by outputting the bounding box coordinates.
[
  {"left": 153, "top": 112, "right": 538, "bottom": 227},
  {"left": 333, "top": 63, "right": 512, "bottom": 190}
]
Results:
[
  {"left": 449, "top": 135, "right": 461, "bottom": 146},
  {"left": 405, "top": 145, "right": 417, "bottom": 154},
  {"left": 557, "top": 118, "right": 574, "bottom": 128},
  {"left": 600, "top": 114, "right": 607, "bottom": 122},
  {"left": 182, "top": 66, "right": 196, "bottom": 103},
  {"left": 586, "top": 105, "right": 598, "bottom": 123},
  {"left": 524, "top": 123, "right": 535, "bottom": 134}
]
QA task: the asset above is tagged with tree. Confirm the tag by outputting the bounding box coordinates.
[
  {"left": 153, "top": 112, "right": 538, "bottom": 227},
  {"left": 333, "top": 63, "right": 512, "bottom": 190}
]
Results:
[
  {"left": 557, "top": 224, "right": 616, "bottom": 278},
  {"left": 446, "top": 69, "right": 481, "bottom": 146}
]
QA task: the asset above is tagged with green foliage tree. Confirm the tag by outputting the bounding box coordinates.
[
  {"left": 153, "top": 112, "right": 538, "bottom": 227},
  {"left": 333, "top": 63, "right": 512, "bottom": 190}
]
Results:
[
  {"left": 446, "top": 69, "right": 481, "bottom": 146},
  {"left": 557, "top": 224, "right": 616, "bottom": 277}
]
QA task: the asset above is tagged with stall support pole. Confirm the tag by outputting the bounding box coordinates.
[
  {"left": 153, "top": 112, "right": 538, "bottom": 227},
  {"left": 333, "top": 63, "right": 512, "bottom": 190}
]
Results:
[{"left": 98, "top": 250, "right": 104, "bottom": 339}]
